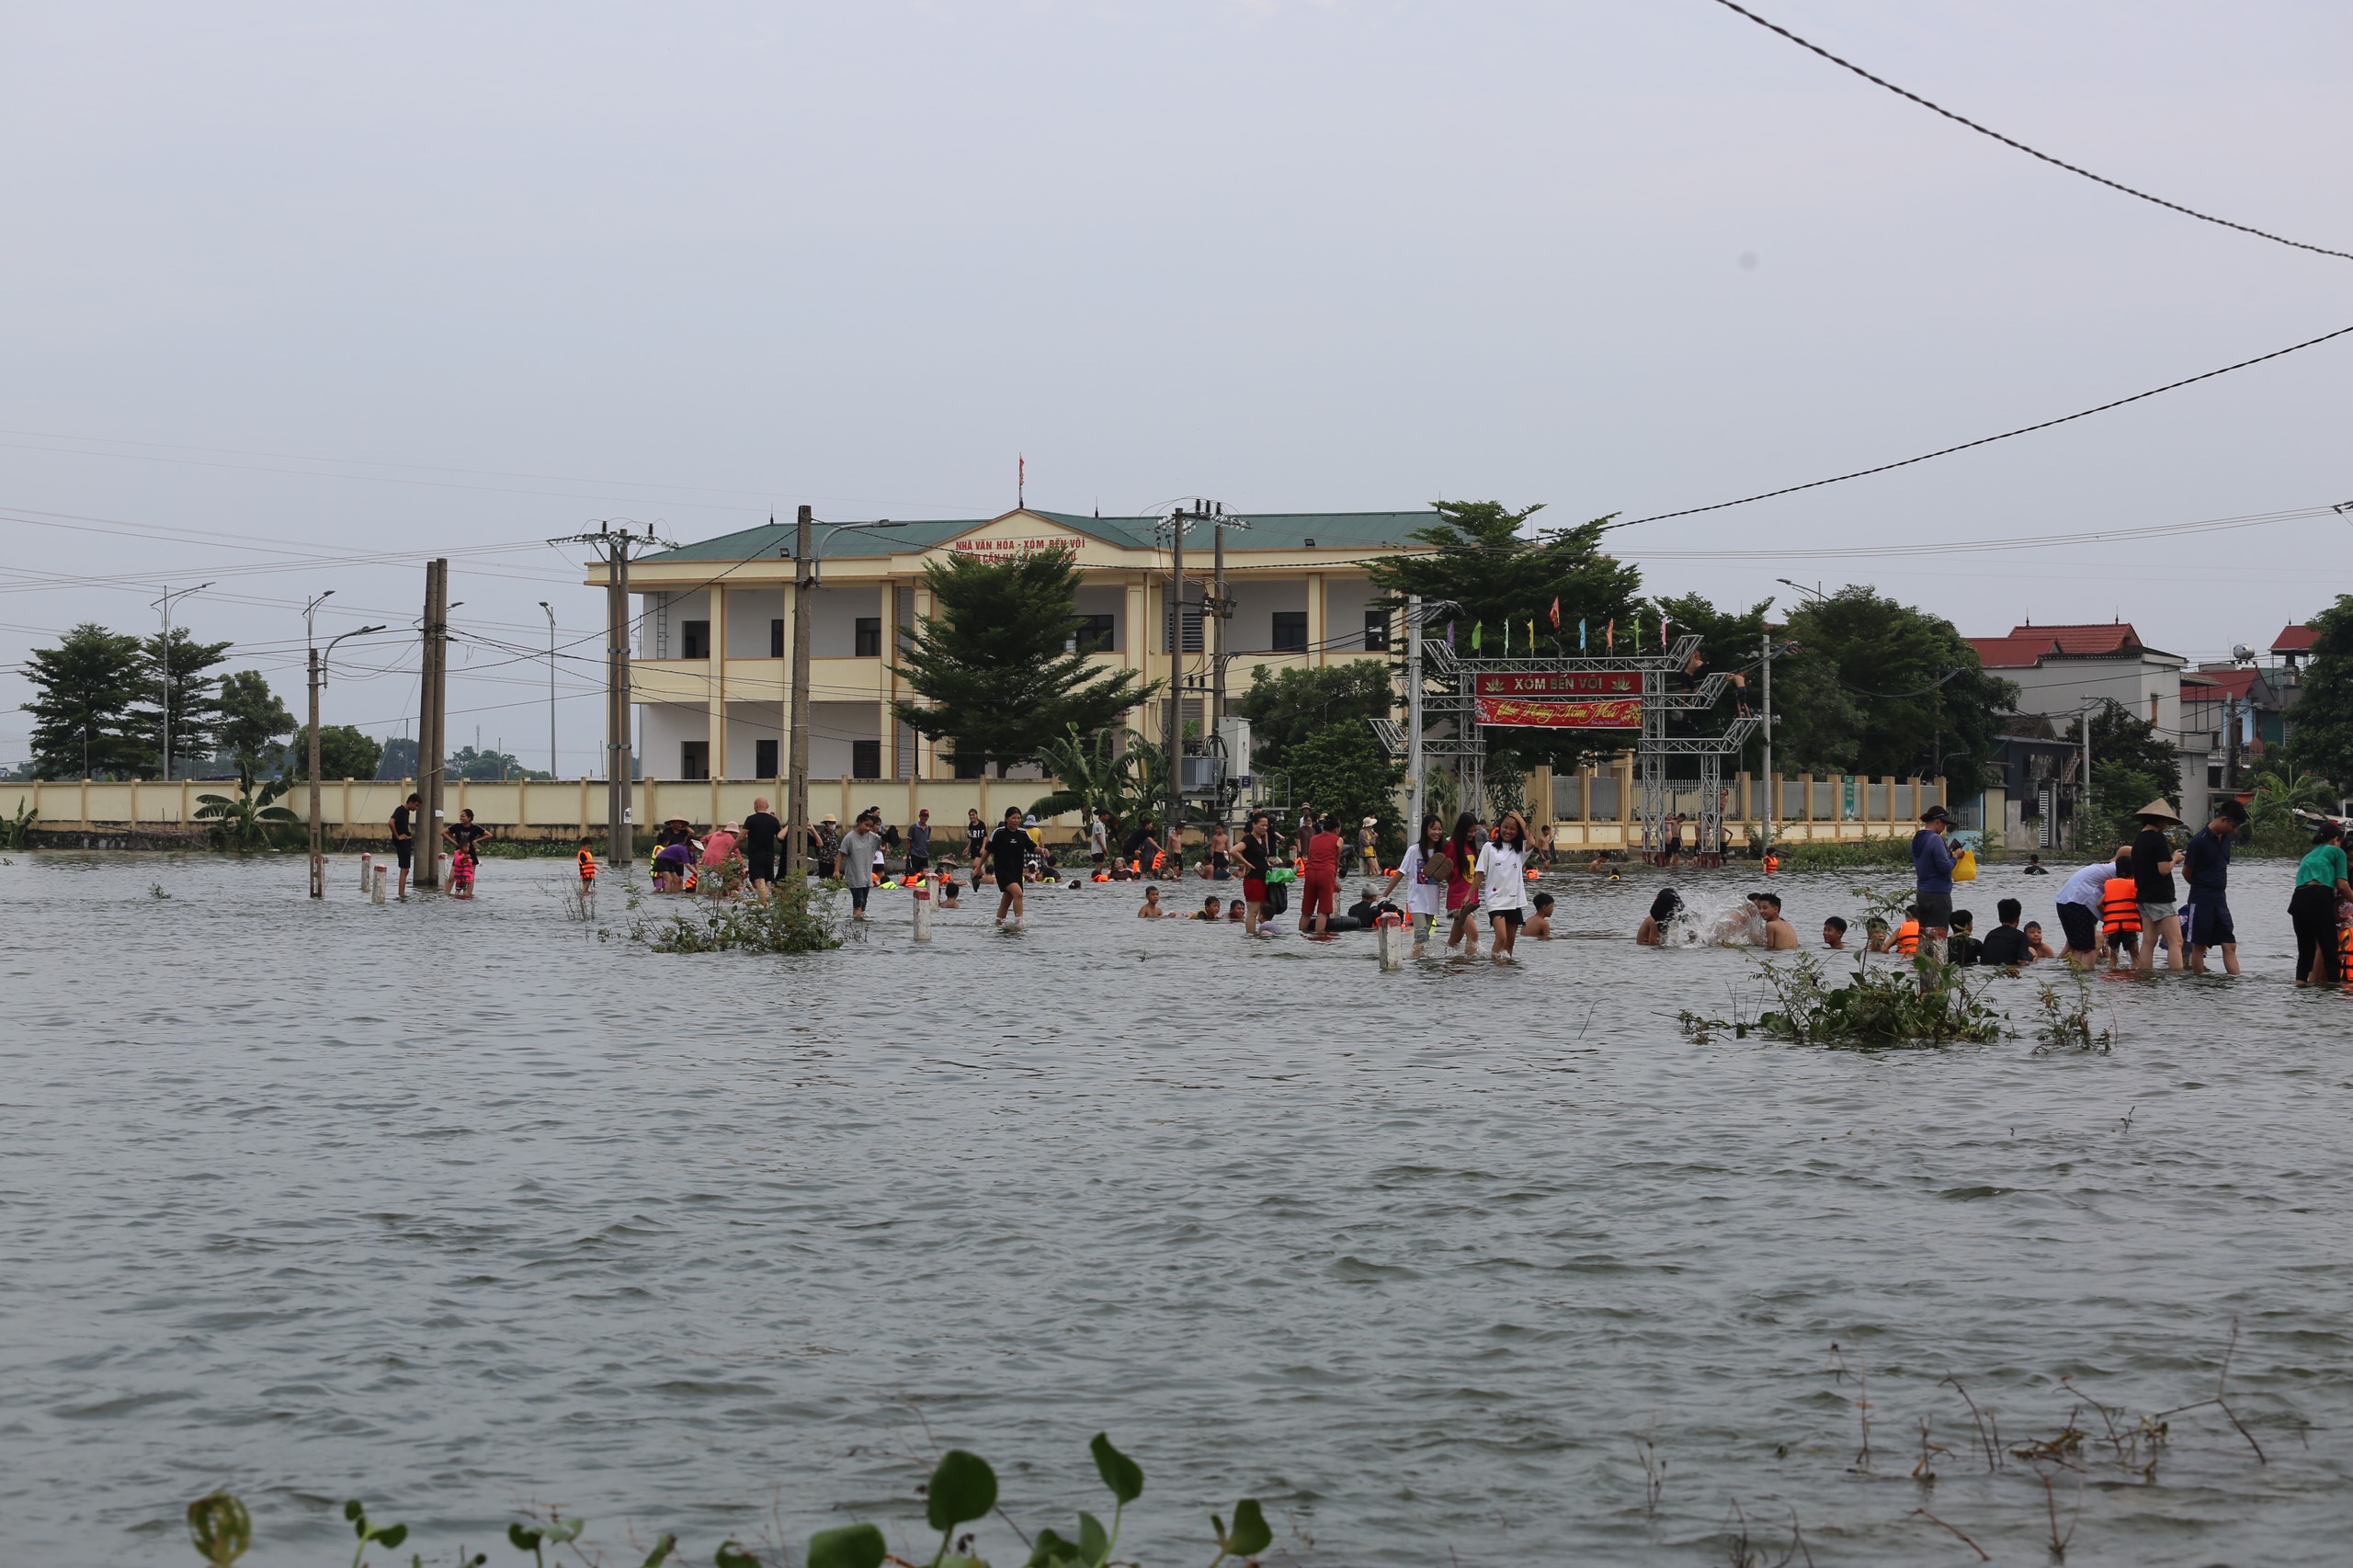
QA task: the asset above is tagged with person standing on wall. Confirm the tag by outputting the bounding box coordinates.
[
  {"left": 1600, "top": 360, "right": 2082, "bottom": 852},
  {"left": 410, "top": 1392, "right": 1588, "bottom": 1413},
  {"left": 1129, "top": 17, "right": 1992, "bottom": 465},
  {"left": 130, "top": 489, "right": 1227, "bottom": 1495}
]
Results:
[
  {"left": 2181, "top": 799, "right": 2246, "bottom": 976},
  {"left": 742, "top": 796, "right": 782, "bottom": 899},
  {"left": 391, "top": 792, "right": 418, "bottom": 901},
  {"left": 1909, "top": 805, "right": 1957, "bottom": 960},
  {"left": 986, "top": 806, "right": 1032, "bottom": 926},
  {"left": 2129, "top": 800, "right": 2186, "bottom": 974}
]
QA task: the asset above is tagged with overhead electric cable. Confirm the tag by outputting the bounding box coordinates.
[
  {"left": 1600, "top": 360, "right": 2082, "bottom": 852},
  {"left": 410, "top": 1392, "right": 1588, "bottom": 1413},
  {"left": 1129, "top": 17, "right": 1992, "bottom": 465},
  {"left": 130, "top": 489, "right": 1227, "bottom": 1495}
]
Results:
[
  {"left": 1707, "top": 0, "right": 2353, "bottom": 264},
  {"left": 1610, "top": 324, "right": 2353, "bottom": 528}
]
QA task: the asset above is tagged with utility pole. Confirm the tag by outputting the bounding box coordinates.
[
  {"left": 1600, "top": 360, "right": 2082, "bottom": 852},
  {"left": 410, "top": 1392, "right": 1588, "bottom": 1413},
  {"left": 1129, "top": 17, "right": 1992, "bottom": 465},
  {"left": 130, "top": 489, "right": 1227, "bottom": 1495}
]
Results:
[
  {"left": 1406, "top": 594, "right": 1425, "bottom": 829},
  {"left": 540, "top": 601, "right": 557, "bottom": 777},
  {"left": 151, "top": 582, "right": 212, "bottom": 782},
  {"left": 2224, "top": 694, "right": 2241, "bottom": 791},
  {"left": 2079, "top": 706, "right": 2093, "bottom": 852},
  {"left": 305, "top": 590, "right": 334, "bottom": 900},
  {"left": 788, "top": 504, "right": 814, "bottom": 881},
  {"left": 1164, "top": 505, "right": 1188, "bottom": 854},
  {"left": 598, "top": 531, "right": 635, "bottom": 869},
  {"left": 1759, "top": 628, "right": 1774, "bottom": 852},
  {"left": 1211, "top": 506, "right": 1226, "bottom": 766},
  {"left": 416, "top": 559, "right": 449, "bottom": 889}
]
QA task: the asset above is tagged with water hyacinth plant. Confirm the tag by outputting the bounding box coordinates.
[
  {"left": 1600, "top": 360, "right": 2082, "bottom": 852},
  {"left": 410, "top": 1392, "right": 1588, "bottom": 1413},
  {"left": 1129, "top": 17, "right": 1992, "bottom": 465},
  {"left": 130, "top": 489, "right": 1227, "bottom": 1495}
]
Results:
[{"left": 179, "top": 1436, "right": 1271, "bottom": 1567}]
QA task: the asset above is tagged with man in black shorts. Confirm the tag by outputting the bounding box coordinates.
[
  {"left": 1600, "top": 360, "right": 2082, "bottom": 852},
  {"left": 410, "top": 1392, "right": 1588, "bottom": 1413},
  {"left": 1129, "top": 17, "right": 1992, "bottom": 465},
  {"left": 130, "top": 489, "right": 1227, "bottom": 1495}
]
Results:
[
  {"left": 986, "top": 806, "right": 1031, "bottom": 926},
  {"left": 390, "top": 793, "right": 418, "bottom": 900},
  {"left": 741, "top": 795, "right": 783, "bottom": 898}
]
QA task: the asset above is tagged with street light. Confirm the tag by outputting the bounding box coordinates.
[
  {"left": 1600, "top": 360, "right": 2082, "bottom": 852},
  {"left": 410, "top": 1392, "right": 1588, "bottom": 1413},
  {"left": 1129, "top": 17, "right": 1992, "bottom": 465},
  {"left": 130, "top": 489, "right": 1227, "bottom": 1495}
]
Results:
[
  {"left": 309, "top": 620, "right": 386, "bottom": 897},
  {"left": 150, "top": 582, "right": 215, "bottom": 781},
  {"left": 539, "top": 601, "right": 557, "bottom": 776},
  {"left": 1775, "top": 578, "right": 1827, "bottom": 604}
]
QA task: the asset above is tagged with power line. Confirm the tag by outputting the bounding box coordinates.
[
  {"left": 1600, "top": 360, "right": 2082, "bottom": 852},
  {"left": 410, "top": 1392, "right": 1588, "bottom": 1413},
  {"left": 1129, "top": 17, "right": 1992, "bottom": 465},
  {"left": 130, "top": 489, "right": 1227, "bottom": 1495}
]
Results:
[
  {"left": 1707, "top": 0, "right": 2353, "bottom": 265},
  {"left": 1609, "top": 325, "right": 2353, "bottom": 528}
]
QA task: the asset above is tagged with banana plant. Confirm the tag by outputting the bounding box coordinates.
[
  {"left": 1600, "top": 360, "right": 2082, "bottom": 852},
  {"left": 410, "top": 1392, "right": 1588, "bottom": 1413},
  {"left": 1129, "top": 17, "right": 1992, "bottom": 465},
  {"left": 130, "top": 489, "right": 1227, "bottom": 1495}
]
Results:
[{"left": 194, "top": 776, "right": 300, "bottom": 850}]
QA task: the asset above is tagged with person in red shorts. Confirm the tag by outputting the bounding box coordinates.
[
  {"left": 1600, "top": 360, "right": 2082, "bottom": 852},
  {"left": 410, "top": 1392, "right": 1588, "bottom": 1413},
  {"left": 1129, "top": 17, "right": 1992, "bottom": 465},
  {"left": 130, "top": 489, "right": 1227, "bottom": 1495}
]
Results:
[
  {"left": 1237, "top": 810, "right": 1277, "bottom": 937},
  {"left": 1300, "top": 812, "right": 1345, "bottom": 936}
]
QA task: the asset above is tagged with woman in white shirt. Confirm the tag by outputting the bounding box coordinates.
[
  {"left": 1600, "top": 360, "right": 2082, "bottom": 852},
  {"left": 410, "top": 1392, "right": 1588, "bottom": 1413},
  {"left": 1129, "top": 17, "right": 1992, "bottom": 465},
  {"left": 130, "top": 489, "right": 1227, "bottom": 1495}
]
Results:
[
  {"left": 1472, "top": 811, "right": 1532, "bottom": 963},
  {"left": 1383, "top": 814, "right": 1451, "bottom": 959}
]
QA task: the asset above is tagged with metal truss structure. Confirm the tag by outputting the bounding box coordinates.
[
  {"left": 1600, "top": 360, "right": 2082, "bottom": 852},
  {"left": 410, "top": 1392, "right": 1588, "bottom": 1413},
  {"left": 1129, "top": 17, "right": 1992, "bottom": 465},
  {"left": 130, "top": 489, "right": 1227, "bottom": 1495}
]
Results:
[{"left": 1377, "top": 632, "right": 1761, "bottom": 866}]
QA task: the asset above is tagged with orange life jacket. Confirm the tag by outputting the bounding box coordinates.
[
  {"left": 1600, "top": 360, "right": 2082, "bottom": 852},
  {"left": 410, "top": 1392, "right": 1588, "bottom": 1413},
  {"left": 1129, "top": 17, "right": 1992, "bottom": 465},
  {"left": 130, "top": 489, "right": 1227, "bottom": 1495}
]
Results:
[
  {"left": 1151, "top": 849, "right": 1165, "bottom": 871},
  {"left": 1893, "top": 919, "right": 1921, "bottom": 955},
  {"left": 1763, "top": 854, "right": 1779, "bottom": 874},
  {"left": 2337, "top": 925, "right": 2353, "bottom": 964},
  {"left": 577, "top": 847, "right": 597, "bottom": 881},
  {"left": 2101, "top": 877, "right": 2142, "bottom": 935}
]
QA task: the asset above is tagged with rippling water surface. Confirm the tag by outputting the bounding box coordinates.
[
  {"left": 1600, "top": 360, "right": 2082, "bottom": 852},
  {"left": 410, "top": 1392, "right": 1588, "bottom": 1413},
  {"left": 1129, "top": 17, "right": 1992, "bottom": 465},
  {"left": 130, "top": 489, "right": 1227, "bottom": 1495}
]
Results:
[{"left": 4, "top": 852, "right": 2349, "bottom": 1565}]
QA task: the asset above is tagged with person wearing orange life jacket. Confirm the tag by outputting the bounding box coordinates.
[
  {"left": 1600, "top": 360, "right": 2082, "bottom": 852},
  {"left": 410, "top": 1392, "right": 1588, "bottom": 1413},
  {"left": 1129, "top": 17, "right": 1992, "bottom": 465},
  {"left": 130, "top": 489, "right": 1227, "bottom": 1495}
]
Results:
[
  {"left": 2098, "top": 850, "right": 2143, "bottom": 970},
  {"left": 1891, "top": 908, "right": 1923, "bottom": 956},
  {"left": 575, "top": 837, "right": 597, "bottom": 885}
]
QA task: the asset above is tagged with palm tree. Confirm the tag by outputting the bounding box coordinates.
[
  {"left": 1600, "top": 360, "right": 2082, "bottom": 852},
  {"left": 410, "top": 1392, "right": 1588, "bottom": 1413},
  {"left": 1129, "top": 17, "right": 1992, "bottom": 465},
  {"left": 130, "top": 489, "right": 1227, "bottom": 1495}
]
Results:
[
  {"left": 195, "top": 776, "right": 300, "bottom": 850},
  {"left": 1029, "top": 725, "right": 1172, "bottom": 831}
]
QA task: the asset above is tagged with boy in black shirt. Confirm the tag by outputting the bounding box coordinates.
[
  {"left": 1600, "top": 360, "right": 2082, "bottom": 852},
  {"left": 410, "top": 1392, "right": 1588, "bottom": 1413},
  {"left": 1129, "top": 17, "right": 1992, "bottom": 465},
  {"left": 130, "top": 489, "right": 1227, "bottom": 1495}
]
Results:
[
  {"left": 985, "top": 807, "right": 1032, "bottom": 926},
  {"left": 1979, "top": 898, "right": 2032, "bottom": 968}
]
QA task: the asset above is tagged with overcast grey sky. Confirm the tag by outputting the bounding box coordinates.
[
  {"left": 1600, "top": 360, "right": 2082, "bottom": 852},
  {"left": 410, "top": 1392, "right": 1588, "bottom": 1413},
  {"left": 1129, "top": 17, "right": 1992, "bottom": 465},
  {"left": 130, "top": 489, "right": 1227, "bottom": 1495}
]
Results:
[{"left": 4, "top": 1, "right": 2348, "bottom": 770}]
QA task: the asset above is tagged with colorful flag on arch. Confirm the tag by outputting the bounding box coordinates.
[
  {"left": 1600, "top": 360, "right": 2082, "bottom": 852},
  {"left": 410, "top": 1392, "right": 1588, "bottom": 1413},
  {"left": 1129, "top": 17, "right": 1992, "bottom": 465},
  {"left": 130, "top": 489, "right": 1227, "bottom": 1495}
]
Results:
[
  {"left": 1606, "top": 619, "right": 1615, "bottom": 652},
  {"left": 1549, "top": 597, "right": 1561, "bottom": 630},
  {"left": 1579, "top": 618, "right": 1587, "bottom": 651},
  {"left": 1471, "top": 621, "right": 1483, "bottom": 652}
]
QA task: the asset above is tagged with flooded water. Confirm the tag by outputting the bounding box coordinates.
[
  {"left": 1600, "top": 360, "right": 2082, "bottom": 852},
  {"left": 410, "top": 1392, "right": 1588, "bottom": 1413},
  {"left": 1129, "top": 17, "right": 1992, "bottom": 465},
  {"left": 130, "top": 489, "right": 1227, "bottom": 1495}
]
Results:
[{"left": 4, "top": 851, "right": 2349, "bottom": 1565}]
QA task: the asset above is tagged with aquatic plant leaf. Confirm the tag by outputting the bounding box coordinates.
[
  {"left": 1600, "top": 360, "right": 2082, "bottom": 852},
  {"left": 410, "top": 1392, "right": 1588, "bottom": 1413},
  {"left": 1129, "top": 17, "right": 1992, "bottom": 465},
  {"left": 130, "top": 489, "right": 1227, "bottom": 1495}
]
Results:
[
  {"left": 545, "top": 1519, "right": 585, "bottom": 1544},
  {"left": 508, "top": 1523, "right": 544, "bottom": 1551},
  {"left": 711, "top": 1542, "right": 761, "bottom": 1568},
  {"left": 344, "top": 1501, "right": 367, "bottom": 1527},
  {"left": 187, "top": 1491, "right": 253, "bottom": 1566},
  {"left": 926, "top": 1449, "right": 998, "bottom": 1532},
  {"left": 1077, "top": 1512, "right": 1108, "bottom": 1566},
  {"left": 1088, "top": 1433, "right": 1143, "bottom": 1505},
  {"left": 639, "top": 1533, "right": 677, "bottom": 1567},
  {"left": 1224, "top": 1499, "right": 1272, "bottom": 1556},
  {"left": 806, "top": 1523, "right": 885, "bottom": 1568},
  {"left": 374, "top": 1524, "right": 408, "bottom": 1550},
  {"left": 1021, "top": 1528, "right": 1081, "bottom": 1568}
]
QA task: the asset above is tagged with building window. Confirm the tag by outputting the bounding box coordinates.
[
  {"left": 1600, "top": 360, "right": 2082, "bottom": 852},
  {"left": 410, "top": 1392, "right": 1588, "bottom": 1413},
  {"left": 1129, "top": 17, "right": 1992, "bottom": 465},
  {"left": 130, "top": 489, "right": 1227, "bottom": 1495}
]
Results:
[
  {"left": 1363, "top": 609, "right": 1390, "bottom": 652},
  {"left": 851, "top": 739, "right": 881, "bottom": 778},
  {"left": 1271, "top": 611, "right": 1309, "bottom": 653},
  {"left": 679, "top": 741, "right": 710, "bottom": 780},
  {"left": 769, "top": 618, "right": 784, "bottom": 657},
  {"left": 756, "top": 738, "right": 779, "bottom": 777},
  {"left": 681, "top": 619, "right": 710, "bottom": 660},
  {"left": 1074, "top": 612, "right": 1116, "bottom": 654},
  {"left": 854, "top": 618, "right": 882, "bottom": 658}
]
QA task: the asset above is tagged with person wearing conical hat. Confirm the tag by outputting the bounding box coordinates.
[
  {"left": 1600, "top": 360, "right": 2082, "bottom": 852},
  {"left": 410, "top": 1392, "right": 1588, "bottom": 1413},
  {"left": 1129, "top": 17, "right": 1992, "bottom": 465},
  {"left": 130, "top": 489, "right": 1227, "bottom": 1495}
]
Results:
[{"left": 2128, "top": 798, "right": 2185, "bottom": 974}]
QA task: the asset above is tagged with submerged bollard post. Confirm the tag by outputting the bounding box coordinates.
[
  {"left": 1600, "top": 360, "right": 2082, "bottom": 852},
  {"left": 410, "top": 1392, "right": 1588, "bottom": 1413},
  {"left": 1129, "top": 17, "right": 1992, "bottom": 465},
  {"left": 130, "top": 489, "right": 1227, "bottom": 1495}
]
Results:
[
  {"left": 371, "top": 864, "right": 387, "bottom": 904},
  {"left": 912, "top": 882, "right": 932, "bottom": 942},
  {"left": 358, "top": 851, "right": 372, "bottom": 890},
  {"left": 1376, "top": 910, "right": 1404, "bottom": 971}
]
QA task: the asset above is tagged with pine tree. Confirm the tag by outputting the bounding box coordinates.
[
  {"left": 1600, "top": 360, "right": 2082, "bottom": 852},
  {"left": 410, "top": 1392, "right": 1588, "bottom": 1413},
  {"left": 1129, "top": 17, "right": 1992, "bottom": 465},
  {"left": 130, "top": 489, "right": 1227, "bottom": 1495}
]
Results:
[
  {"left": 892, "top": 550, "right": 1159, "bottom": 776},
  {"left": 132, "top": 627, "right": 233, "bottom": 776},
  {"left": 22, "top": 623, "right": 152, "bottom": 778}
]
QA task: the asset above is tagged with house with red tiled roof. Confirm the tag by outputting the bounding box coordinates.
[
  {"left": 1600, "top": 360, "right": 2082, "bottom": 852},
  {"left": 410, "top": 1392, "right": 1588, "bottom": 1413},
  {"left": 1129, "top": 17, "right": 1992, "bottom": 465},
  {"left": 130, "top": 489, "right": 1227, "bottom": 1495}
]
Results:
[
  {"left": 2271, "top": 623, "right": 2317, "bottom": 668},
  {"left": 1967, "top": 616, "right": 2200, "bottom": 821}
]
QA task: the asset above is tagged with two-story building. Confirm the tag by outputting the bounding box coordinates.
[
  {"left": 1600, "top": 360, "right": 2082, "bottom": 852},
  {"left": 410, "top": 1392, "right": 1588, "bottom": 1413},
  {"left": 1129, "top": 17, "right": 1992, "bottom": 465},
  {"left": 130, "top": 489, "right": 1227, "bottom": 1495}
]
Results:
[
  {"left": 591, "top": 506, "right": 1438, "bottom": 783},
  {"left": 1965, "top": 619, "right": 2201, "bottom": 818}
]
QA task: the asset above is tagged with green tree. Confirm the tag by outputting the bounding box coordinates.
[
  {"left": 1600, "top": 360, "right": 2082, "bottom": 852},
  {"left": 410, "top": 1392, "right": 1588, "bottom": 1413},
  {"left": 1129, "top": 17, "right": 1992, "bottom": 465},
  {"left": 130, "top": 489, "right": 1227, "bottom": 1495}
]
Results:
[
  {"left": 1276, "top": 722, "right": 1407, "bottom": 863},
  {"left": 22, "top": 623, "right": 153, "bottom": 778},
  {"left": 446, "top": 744, "right": 548, "bottom": 781},
  {"left": 284, "top": 724, "right": 385, "bottom": 782},
  {"left": 2288, "top": 596, "right": 2353, "bottom": 784},
  {"left": 1233, "top": 663, "right": 1395, "bottom": 772},
  {"left": 1030, "top": 724, "right": 1161, "bottom": 832},
  {"left": 1651, "top": 592, "right": 1779, "bottom": 766},
  {"left": 376, "top": 735, "right": 419, "bottom": 780},
  {"left": 214, "top": 670, "right": 295, "bottom": 784},
  {"left": 1365, "top": 500, "right": 1647, "bottom": 778},
  {"left": 133, "top": 627, "right": 233, "bottom": 777},
  {"left": 893, "top": 550, "right": 1158, "bottom": 776},
  {"left": 1772, "top": 588, "right": 2015, "bottom": 798}
]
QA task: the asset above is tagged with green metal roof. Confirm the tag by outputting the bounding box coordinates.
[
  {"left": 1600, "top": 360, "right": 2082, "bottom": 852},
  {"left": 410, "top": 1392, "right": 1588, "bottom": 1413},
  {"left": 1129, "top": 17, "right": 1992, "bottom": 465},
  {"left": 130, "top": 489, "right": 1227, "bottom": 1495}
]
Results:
[{"left": 638, "top": 508, "right": 1443, "bottom": 563}]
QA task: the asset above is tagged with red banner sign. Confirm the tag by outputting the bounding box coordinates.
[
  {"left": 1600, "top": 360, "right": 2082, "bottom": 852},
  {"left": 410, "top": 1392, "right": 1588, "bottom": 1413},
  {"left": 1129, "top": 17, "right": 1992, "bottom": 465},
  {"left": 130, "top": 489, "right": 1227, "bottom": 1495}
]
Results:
[
  {"left": 1475, "top": 671, "right": 1641, "bottom": 697},
  {"left": 1473, "top": 696, "right": 1642, "bottom": 728}
]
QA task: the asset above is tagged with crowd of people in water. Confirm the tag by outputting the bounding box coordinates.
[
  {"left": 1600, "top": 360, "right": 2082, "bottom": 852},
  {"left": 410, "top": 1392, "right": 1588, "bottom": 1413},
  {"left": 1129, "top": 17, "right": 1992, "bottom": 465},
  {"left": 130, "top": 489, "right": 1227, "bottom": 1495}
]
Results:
[{"left": 387, "top": 784, "right": 2353, "bottom": 982}]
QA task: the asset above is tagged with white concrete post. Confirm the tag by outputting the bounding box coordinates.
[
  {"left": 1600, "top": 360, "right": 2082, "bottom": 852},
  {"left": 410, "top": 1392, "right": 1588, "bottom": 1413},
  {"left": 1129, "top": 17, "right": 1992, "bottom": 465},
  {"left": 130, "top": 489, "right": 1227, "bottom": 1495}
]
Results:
[
  {"left": 912, "top": 882, "right": 933, "bottom": 942},
  {"left": 1377, "top": 910, "right": 1404, "bottom": 971},
  {"left": 371, "top": 865, "right": 387, "bottom": 903},
  {"left": 359, "top": 851, "right": 372, "bottom": 890}
]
